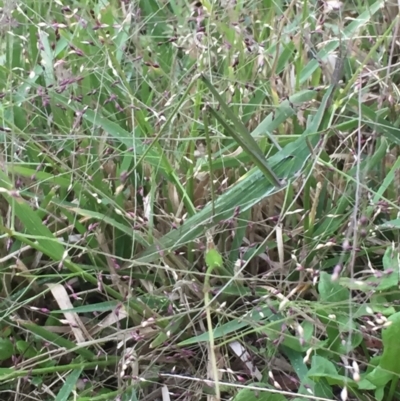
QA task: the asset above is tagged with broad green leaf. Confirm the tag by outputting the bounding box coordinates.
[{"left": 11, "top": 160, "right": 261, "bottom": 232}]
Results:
[
  {"left": 281, "top": 346, "right": 315, "bottom": 397},
  {"left": 308, "top": 355, "right": 337, "bottom": 377},
  {"left": 357, "top": 378, "right": 378, "bottom": 390},
  {"left": 376, "top": 247, "right": 399, "bottom": 291},
  {"left": 309, "top": 373, "right": 356, "bottom": 387},
  {"left": 16, "top": 341, "right": 38, "bottom": 359},
  {"left": 371, "top": 295, "right": 396, "bottom": 316},
  {"left": 281, "top": 347, "right": 308, "bottom": 381},
  {"left": 308, "top": 356, "right": 356, "bottom": 390},
  {"left": 315, "top": 310, "right": 341, "bottom": 355},
  {"left": 313, "top": 381, "right": 334, "bottom": 400},
  {"left": 364, "top": 365, "right": 392, "bottom": 388},
  {"left": 318, "top": 272, "right": 349, "bottom": 303},
  {"left": 0, "top": 338, "right": 14, "bottom": 361},
  {"left": 205, "top": 248, "right": 223, "bottom": 269},
  {"left": 380, "top": 311, "right": 400, "bottom": 374},
  {"left": 375, "top": 386, "right": 385, "bottom": 401}
]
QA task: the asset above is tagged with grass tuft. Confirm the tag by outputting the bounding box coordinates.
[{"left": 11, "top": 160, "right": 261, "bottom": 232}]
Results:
[{"left": 1, "top": 0, "right": 400, "bottom": 400}]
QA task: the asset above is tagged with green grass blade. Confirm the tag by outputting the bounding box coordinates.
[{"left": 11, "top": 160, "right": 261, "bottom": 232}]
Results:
[
  {"left": 208, "top": 106, "right": 281, "bottom": 187},
  {"left": 136, "top": 134, "right": 317, "bottom": 263},
  {"left": 55, "top": 368, "right": 84, "bottom": 401}
]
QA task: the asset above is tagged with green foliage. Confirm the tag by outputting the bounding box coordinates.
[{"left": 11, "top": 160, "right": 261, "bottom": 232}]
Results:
[
  {"left": 0, "top": 0, "right": 400, "bottom": 399},
  {"left": 233, "top": 388, "right": 288, "bottom": 401}
]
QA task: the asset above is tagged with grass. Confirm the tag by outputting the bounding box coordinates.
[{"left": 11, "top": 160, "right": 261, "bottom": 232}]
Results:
[{"left": 2, "top": 0, "right": 400, "bottom": 400}]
